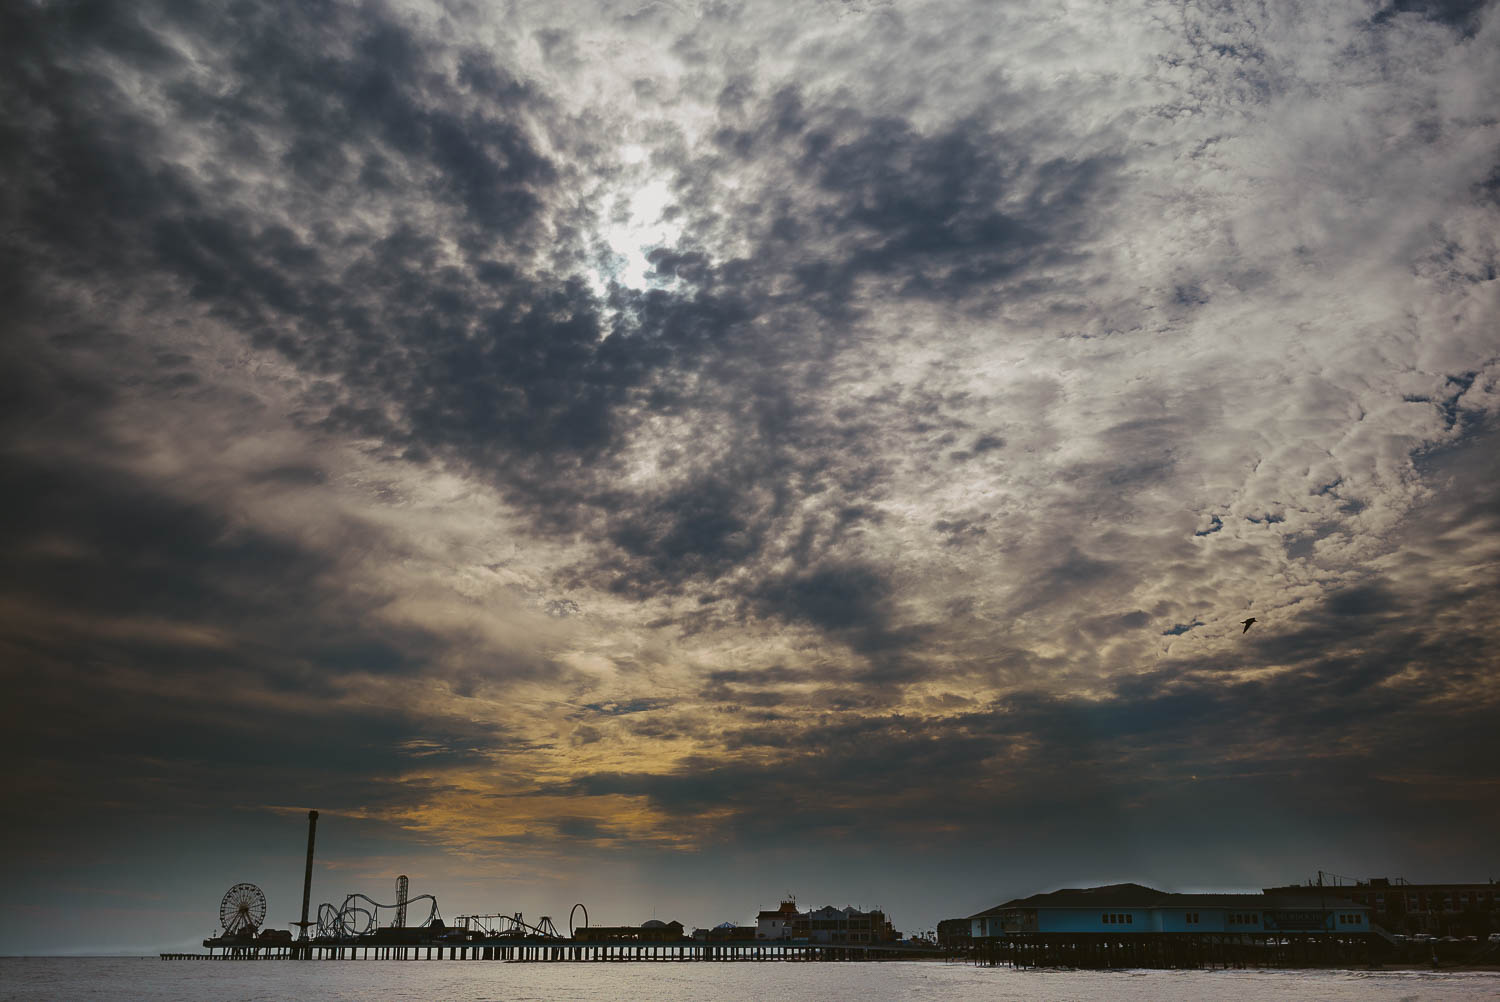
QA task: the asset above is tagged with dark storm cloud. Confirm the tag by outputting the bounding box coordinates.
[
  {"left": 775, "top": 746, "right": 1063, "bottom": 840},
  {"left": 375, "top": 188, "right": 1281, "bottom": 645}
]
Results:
[
  {"left": 807, "top": 129, "right": 1113, "bottom": 299},
  {"left": 601, "top": 471, "right": 769, "bottom": 592},
  {"left": 749, "top": 563, "right": 892, "bottom": 632},
  {"left": 0, "top": 455, "right": 550, "bottom": 854},
  {"left": 7, "top": 0, "right": 1127, "bottom": 665},
  {"left": 552, "top": 87, "right": 1127, "bottom": 616},
  {"left": 1377, "top": 0, "right": 1492, "bottom": 32},
  {"left": 2, "top": 0, "right": 597, "bottom": 467},
  {"left": 1, "top": 0, "right": 759, "bottom": 492},
  {"left": 5, "top": 2, "right": 551, "bottom": 321},
  {"left": 0, "top": 455, "right": 323, "bottom": 632},
  {"left": 688, "top": 86, "right": 1123, "bottom": 315}
]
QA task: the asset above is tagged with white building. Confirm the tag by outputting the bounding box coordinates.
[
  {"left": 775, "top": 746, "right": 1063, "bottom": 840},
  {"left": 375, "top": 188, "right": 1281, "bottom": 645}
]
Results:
[
  {"left": 756, "top": 899, "right": 799, "bottom": 941},
  {"left": 754, "top": 899, "right": 899, "bottom": 943}
]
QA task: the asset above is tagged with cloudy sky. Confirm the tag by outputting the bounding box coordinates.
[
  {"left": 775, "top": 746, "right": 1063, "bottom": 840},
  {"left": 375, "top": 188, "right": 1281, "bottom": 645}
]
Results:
[{"left": 2, "top": 0, "right": 1497, "bottom": 953}]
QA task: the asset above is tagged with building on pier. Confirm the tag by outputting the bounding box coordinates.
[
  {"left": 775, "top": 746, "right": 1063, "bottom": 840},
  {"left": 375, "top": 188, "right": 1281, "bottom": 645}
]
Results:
[
  {"left": 695, "top": 921, "right": 757, "bottom": 941},
  {"left": 749, "top": 898, "right": 900, "bottom": 944},
  {"left": 756, "top": 899, "right": 801, "bottom": 940},
  {"left": 1264, "top": 877, "right": 1499, "bottom": 938},
  {"left": 800, "top": 905, "right": 897, "bottom": 944},
  {"left": 203, "top": 927, "right": 293, "bottom": 951},
  {"left": 968, "top": 883, "right": 1370, "bottom": 940},
  {"left": 574, "top": 919, "right": 687, "bottom": 942},
  {"left": 936, "top": 917, "right": 972, "bottom": 950}
]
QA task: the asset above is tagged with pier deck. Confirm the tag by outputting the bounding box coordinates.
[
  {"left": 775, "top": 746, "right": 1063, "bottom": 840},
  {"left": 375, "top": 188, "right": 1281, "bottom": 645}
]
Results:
[
  {"left": 967, "top": 931, "right": 1377, "bottom": 969},
  {"left": 164, "top": 938, "right": 944, "bottom": 962}
]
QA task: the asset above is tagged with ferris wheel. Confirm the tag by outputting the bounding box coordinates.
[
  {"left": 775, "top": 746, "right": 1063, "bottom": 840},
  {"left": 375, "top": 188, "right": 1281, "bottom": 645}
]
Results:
[{"left": 220, "top": 883, "right": 268, "bottom": 936}]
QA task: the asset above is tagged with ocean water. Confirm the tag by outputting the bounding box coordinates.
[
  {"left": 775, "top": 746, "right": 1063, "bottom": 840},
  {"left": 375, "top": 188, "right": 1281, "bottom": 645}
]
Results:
[{"left": 2, "top": 959, "right": 1497, "bottom": 1001}]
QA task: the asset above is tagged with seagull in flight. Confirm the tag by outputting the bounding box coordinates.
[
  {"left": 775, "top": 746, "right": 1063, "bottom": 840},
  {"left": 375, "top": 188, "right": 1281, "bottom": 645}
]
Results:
[{"left": 1241, "top": 617, "right": 1257, "bottom": 633}]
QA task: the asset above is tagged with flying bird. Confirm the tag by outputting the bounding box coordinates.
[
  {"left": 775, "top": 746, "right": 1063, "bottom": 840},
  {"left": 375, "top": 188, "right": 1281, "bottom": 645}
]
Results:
[{"left": 1241, "top": 617, "right": 1257, "bottom": 633}]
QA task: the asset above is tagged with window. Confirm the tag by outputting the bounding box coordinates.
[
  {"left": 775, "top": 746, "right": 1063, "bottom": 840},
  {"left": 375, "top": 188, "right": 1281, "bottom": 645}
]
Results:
[
  {"left": 1186, "top": 912, "right": 1199, "bottom": 924},
  {"left": 1103, "top": 914, "right": 1111, "bottom": 924},
  {"left": 1126, "top": 914, "right": 1133, "bottom": 924}
]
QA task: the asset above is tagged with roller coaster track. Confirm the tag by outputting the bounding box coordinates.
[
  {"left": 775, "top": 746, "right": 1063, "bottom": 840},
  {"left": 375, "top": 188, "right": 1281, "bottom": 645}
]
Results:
[
  {"left": 453, "top": 912, "right": 564, "bottom": 940},
  {"left": 315, "top": 892, "right": 440, "bottom": 938}
]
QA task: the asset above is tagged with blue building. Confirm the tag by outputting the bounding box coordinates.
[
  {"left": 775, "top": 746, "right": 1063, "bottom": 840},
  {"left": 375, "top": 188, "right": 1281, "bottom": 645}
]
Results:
[{"left": 970, "top": 883, "right": 1370, "bottom": 940}]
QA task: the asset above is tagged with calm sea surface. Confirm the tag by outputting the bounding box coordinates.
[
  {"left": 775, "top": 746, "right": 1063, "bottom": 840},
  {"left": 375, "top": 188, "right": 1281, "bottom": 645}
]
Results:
[{"left": 2, "top": 959, "right": 1498, "bottom": 1001}]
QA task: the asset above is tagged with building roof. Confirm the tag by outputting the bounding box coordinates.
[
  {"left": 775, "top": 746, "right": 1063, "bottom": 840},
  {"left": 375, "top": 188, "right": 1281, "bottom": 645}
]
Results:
[
  {"left": 757, "top": 900, "right": 800, "bottom": 919},
  {"left": 1267, "top": 881, "right": 1499, "bottom": 893},
  {"left": 971, "top": 883, "right": 1169, "bottom": 916},
  {"left": 806, "top": 904, "right": 882, "bottom": 918},
  {"left": 969, "top": 883, "right": 1366, "bottom": 918}
]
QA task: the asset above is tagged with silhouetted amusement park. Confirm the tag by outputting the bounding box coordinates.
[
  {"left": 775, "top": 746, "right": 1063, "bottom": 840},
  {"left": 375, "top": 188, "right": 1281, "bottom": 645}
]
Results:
[
  {"left": 165, "top": 810, "right": 938, "bottom": 963},
  {"left": 160, "top": 811, "right": 1500, "bottom": 969}
]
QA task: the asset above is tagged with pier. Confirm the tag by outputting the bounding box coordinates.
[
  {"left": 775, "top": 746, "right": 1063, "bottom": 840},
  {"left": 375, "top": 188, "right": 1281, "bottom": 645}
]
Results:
[
  {"left": 163, "top": 938, "right": 943, "bottom": 962},
  {"left": 967, "top": 931, "right": 1375, "bottom": 970}
]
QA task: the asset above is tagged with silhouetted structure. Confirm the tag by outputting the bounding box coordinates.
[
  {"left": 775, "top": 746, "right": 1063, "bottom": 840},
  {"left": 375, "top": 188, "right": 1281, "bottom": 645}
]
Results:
[
  {"left": 395, "top": 875, "right": 409, "bottom": 928},
  {"left": 966, "top": 883, "right": 1374, "bottom": 969},
  {"left": 694, "top": 921, "right": 756, "bottom": 941},
  {"left": 295, "top": 810, "right": 318, "bottom": 952},
  {"left": 749, "top": 899, "right": 899, "bottom": 944},
  {"left": 936, "top": 917, "right": 972, "bottom": 949},
  {"left": 171, "top": 813, "right": 937, "bottom": 963},
  {"left": 576, "top": 919, "right": 687, "bottom": 942},
  {"left": 799, "top": 905, "right": 897, "bottom": 944},
  {"left": 756, "top": 899, "right": 801, "bottom": 940},
  {"left": 1265, "top": 876, "right": 1500, "bottom": 938}
]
